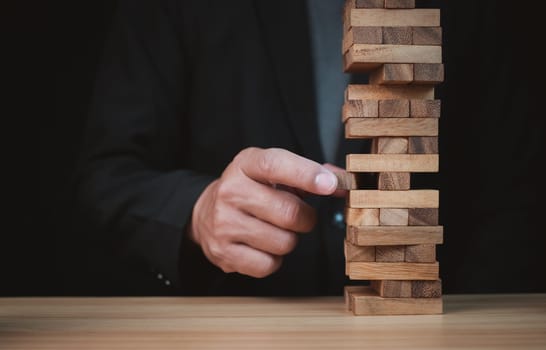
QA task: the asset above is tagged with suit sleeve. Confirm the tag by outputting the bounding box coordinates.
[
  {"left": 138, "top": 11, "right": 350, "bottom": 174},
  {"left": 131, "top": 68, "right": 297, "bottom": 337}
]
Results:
[{"left": 77, "top": 0, "right": 216, "bottom": 292}]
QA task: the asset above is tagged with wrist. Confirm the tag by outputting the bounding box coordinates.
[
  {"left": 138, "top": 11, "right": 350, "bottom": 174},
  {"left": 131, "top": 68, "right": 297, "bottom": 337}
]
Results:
[{"left": 188, "top": 179, "right": 217, "bottom": 246}]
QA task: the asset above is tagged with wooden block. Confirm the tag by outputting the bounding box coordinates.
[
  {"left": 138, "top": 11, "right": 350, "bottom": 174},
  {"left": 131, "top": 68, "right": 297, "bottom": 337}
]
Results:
[
  {"left": 372, "top": 280, "right": 441, "bottom": 298},
  {"left": 344, "top": 285, "right": 369, "bottom": 311},
  {"left": 384, "top": 0, "right": 415, "bottom": 8},
  {"left": 405, "top": 244, "right": 436, "bottom": 263},
  {"left": 372, "top": 137, "right": 409, "bottom": 154},
  {"left": 371, "top": 280, "right": 412, "bottom": 297},
  {"left": 355, "top": 0, "right": 385, "bottom": 8},
  {"left": 342, "top": 28, "right": 354, "bottom": 54},
  {"left": 375, "top": 246, "right": 406, "bottom": 262},
  {"left": 382, "top": 27, "right": 412, "bottom": 45},
  {"left": 409, "top": 208, "right": 439, "bottom": 226},
  {"left": 369, "top": 64, "right": 413, "bottom": 85},
  {"left": 413, "top": 27, "right": 442, "bottom": 45},
  {"left": 410, "top": 99, "right": 441, "bottom": 118},
  {"left": 349, "top": 9, "right": 440, "bottom": 27},
  {"left": 378, "top": 172, "right": 411, "bottom": 190},
  {"left": 350, "top": 287, "right": 442, "bottom": 315},
  {"left": 346, "top": 154, "right": 439, "bottom": 172},
  {"left": 380, "top": 208, "right": 409, "bottom": 225},
  {"left": 335, "top": 171, "right": 358, "bottom": 190},
  {"left": 353, "top": 27, "right": 384, "bottom": 44},
  {"left": 343, "top": 0, "right": 356, "bottom": 33},
  {"left": 347, "top": 225, "right": 443, "bottom": 246},
  {"left": 346, "top": 84, "right": 434, "bottom": 100},
  {"left": 347, "top": 262, "right": 439, "bottom": 280},
  {"left": 409, "top": 136, "right": 439, "bottom": 154},
  {"left": 346, "top": 44, "right": 442, "bottom": 66},
  {"left": 343, "top": 56, "right": 382, "bottom": 73},
  {"left": 349, "top": 190, "right": 439, "bottom": 208},
  {"left": 343, "top": 27, "right": 383, "bottom": 53},
  {"left": 351, "top": 287, "right": 443, "bottom": 315},
  {"left": 412, "top": 280, "right": 442, "bottom": 298},
  {"left": 345, "top": 208, "right": 380, "bottom": 226},
  {"left": 345, "top": 118, "right": 438, "bottom": 138},
  {"left": 345, "top": 286, "right": 352, "bottom": 310},
  {"left": 345, "top": 240, "right": 376, "bottom": 262},
  {"left": 342, "top": 100, "right": 379, "bottom": 122},
  {"left": 413, "top": 63, "right": 444, "bottom": 84},
  {"left": 379, "top": 99, "right": 410, "bottom": 118}
]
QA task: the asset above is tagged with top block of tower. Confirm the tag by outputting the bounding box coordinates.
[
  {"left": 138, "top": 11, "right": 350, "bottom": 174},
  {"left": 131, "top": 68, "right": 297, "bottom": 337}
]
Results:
[{"left": 343, "top": 0, "right": 442, "bottom": 73}]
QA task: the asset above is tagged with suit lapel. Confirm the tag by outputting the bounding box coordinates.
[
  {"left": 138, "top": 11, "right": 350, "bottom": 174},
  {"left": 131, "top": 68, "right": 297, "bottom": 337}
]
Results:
[{"left": 253, "top": 0, "right": 324, "bottom": 162}]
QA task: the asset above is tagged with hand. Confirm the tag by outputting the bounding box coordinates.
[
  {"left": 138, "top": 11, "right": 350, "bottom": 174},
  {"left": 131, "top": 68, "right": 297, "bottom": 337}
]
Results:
[
  {"left": 188, "top": 147, "right": 338, "bottom": 278},
  {"left": 323, "top": 163, "right": 351, "bottom": 198}
]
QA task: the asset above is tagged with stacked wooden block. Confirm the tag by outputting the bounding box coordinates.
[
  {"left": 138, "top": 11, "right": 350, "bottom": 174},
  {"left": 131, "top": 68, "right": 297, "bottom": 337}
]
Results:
[{"left": 341, "top": 0, "right": 444, "bottom": 315}]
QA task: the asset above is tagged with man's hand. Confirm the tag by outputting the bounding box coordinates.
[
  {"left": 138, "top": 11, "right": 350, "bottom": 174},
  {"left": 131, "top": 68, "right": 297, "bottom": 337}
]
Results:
[{"left": 188, "top": 147, "right": 338, "bottom": 278}]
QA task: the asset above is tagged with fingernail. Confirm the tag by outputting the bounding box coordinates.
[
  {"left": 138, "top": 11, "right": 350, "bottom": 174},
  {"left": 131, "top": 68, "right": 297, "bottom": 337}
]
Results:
[{"left": 315, "top": 171, "right": 337, "bottom": 194}]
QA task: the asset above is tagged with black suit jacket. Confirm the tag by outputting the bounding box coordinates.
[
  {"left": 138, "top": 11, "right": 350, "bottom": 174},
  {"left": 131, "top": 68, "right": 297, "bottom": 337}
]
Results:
[{"left": 78, "top": 0, "right": 369, "bottom": 296}]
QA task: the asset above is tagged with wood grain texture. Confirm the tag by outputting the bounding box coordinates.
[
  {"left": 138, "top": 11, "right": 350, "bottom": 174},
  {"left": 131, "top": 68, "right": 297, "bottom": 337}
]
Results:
[
  {"left": 349, "top": 190, "right": 439, "bottom": 208},
  {"left": 342, "top": 27, "right": 354, "bottom": 54},
  {"left": 406, "top": 244, "right": 436, "bottom": 263},
  {"left": 343, "top": 27, "right": 383, "bottom": 53},
  {"left": 371, "top": 280, "right": 412, "bottom": 297},
  {"left": 348, "top": 262, "right": 439, "bottom": 280},
  {"left": 353, "top": 27, "right": 384, "bottom": 44},
  {"left": 378, "top": 172, "right": 411, "bottom": 190},
  {"left": 379, "top": 99, "right": 410, "bottom": 117},
  {"left": 410, "top": 99, "right": 441, "bottom": 118},
  {"left": 347, "top": 44, "right": 442, "bottom": 66},
  {"left": 346, "top": 154, "right": 439, "bottom": 172},
  {"left": 346, "top": 84, "right": 434, "bottom": 100},
  {"left": 351, "top": 290, "right": 443, "bottom": 315},
  {"left": 347, "top": 225, "right": 443, "bottom": 246},
  {"left": 344, "top": 285, "right": 369, "bottom": 310},
  {"left": 3, "top": 295, "right": 545, "bottom": 347},
  {"left": 343, "top": 57, "right": 382, "bottom": 73},
  {"left": 371, "top": 280, "right": 442, "bottom": 298},
  {"left": 414, "top": 63, "right": 444, "bottom": 84},
  {"left": 346, "top": 208, "right": 380, "bottom": 226},
  {"left": 380, "top": 208, "right": 409, "bottom": 225},
  {"left": 345, "top": 118, "right": 439, "bottom": 138},
  {"left": 413, "top": 27, "right": 442, "bottom": 45},
  {"left": 375, "top": 245, "right": 406, "bottom": 262},
  {"left": 382, "top": 27, "right": 412, "bottom": 45},
  {"left": 369, "top": 63, "right": 413, "bottom": 85},
  {"left": 384, "top": 0, "right": 415, "bottom": 8},
  {"left": 345, "top": 240, "right": 376, "bottom": 262},
  {"left": 373, "top": 137, "right": 409, "bottom": 154},
  {"left": 342, "top": 100, "right": 379, "bottom": 121},
  {"left": 335, "top": 171, "right": 358, "bottom": 190},
  {"left": 412, "top": 280, "right": 442, "bottom": 298},
  {"left": 343, "top": 0, "right": 356, "bottom": 33},
  {"left": 349, "top": 9, "right": 440, "bottom": 27},
  {"left": 409, "top": 208, "right": 439, "bottom": 226},
  {"left": 409, "top": 136, "right": 439, "bottom": 154},
  {"left": 355, "top": 0, "right": 385, "bottom": 8}
]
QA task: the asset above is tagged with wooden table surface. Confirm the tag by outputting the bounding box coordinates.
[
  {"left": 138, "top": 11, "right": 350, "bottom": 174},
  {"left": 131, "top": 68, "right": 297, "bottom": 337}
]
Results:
[{"left": 1, "top": 294, "right": 545, "bottom": 349}]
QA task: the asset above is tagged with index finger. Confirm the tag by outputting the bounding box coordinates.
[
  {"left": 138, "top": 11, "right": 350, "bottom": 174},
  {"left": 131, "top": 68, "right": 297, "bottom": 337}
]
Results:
[{"left": 236, "top": 147, "right": 338, "bottom": 195}]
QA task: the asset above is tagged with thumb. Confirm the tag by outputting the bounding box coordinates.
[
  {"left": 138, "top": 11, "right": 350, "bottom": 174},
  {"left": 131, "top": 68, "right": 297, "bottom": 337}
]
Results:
[{"left": 323, "top": 163, "right": 353, "bottom": 198}]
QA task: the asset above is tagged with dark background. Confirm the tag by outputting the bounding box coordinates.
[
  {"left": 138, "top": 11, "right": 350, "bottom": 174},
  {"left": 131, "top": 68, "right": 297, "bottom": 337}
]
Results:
[{"left": 4, "top": 0, "right": 545, "bottom": 296}]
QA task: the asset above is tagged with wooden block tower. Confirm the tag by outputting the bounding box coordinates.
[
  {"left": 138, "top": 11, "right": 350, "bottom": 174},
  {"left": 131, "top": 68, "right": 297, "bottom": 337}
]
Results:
[{"left": 341, "top": 0, "right": 444, "bottom": 315}]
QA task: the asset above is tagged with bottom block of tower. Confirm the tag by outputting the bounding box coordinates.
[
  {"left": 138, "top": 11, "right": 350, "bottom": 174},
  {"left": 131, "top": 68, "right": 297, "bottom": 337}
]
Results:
[
  {"left": 345, "top": 286, "right": 443, "bottom": 315},
  {"left": 345, "top": 285, "right": 368, "bottom": 310}
]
